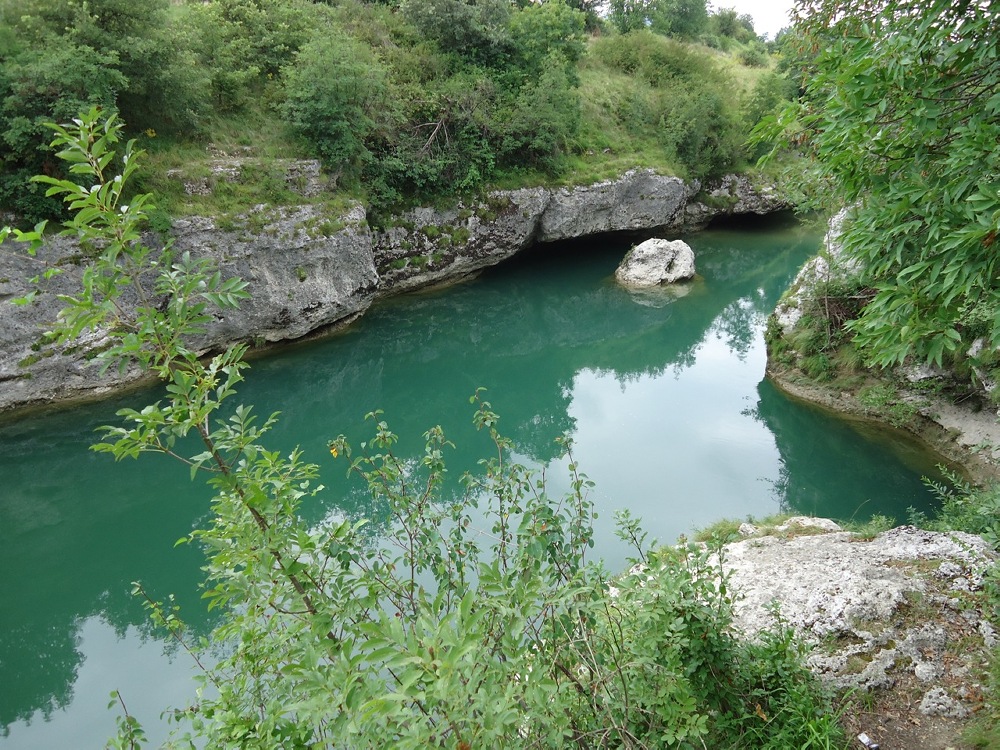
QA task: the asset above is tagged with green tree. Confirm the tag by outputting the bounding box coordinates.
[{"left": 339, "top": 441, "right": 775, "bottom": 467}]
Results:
[
  {"left": 0, "top": 40, "right": 126, "bottom": 222},
  {"left": 709, "top": 7, "right": 757, "bottom": 42},
  {"left": 184, "top": 0, "right": 319, "bottom": 111},
  {"left": 608, "top": 0, "right": 707, "bottom": 38},
  {"left": 499, "top": 56, "right": 581, "bottom": 172},
  {"left": 508, "top": 0, "right": 587, "bottom": 77},
  {"left": 280, "top": 33, "right": 389, "bottom": 179},
  {"left": 768, "top": 0, "right": 1000, "bottom": 368},
  {"left": 400, "top": 0, "right": 513, "bottom": 65}
]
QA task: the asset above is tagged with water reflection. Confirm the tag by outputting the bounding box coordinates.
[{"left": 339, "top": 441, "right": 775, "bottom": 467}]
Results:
[
  {"left": 0, "top": 409, "right": 212, "bottom": 741},
  {"left": 749, "top": 378, "right": 941, "bottom": 522},
  {"left": 0, "top": 218, "right": 946, "bottom": 746}
]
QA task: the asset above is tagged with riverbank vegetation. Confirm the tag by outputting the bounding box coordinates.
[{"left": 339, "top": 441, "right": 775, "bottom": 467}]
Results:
[
  {"left": 761, "top": 0, "right": 1000, "bottom": 382},
  {"left": 0, "top": 0, "right": 794, "bottom": 226}
]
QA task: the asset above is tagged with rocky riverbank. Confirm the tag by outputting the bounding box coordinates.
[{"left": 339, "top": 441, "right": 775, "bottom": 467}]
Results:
[
  {"left": 766, "top": 209, "right": 1000, "bottom": 484},
  {"left": 0, "top": 168, "right": 787, "bottom": 416},
  {"left": 721, "top": 517, "right": 996, "bottom": 750}
]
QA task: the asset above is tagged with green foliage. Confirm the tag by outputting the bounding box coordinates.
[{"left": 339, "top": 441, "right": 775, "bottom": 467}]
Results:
[
  {"left": 280, "top": 34, "right": 388, "bottom": 177},
  {"left": 844, "top": 513, "right": 895, "bottom": 540},
  {"left": 709, "top": 7, "right": 757, "bottom": 43},
  {"left": 856, "top": 383, "right": 918, "bottom": 428},
  {"left": 765, "top": 0, "right": 1000, "bottom": 369},
  {"left": 922, "top": 469, "right": 1000, "bottom": 549},
  {"left": 401, "top": 0, "right": 513, "bottom": 64},
  {"left": 197, "top": 0, "right": 317, "bottom": 76},
  {"left": 608, "top": 0, "right": 708, "bottom": 38},
  {"left": 743, "top": 71, "right": 798, "bottom": 158},
  {"left": 2, "top": 108, "right": 843, "bottom": 750},
  {"left": 738, "top": 42, "right": 768, "bottom": 68},
  {"left": 508, "top": 0, "right": 587, "bottom": 76},
  {"left": 0, "top": 0, "right": 769, "bottom": 221},
  {"left": 594, "top": 29, "right": 713, "bottom": 84},
  {"left": 0, "top": 39, "right": 126, "bottom": 223},
  {"left": 499, "top": 58, "right": 581, "bottom": 173}
]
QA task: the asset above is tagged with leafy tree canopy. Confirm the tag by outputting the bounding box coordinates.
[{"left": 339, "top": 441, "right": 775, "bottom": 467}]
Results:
[
  {"left": 770, "top": 0, "right": 1000, "bottom": 369},
  {"left": 608, "top": 0, "right": 708, "bottom": 38}
]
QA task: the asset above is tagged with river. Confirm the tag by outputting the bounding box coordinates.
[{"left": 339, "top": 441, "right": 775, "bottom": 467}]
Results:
[{"left": 0, "top": 215, "right": 946, "bottom": 747}]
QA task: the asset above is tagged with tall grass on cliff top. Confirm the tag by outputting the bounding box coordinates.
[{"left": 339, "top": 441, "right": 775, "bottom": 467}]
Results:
[{"left": 2, "top": 107, "right": 839, "bottom": 748}]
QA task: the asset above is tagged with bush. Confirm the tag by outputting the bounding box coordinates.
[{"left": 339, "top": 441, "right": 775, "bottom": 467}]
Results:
[
  {"left": 0, "top": 39, "right": 126, "bottom": 224},
  {"left": 509, "top": 0, "right": 587, "bottom": 77},
  {"left": 592, "top": 30, "right": 717, "bottom": 86},
  {"left": 280, "top": 33, "right": 389, "bottom": 177},
  {"left": 362, "top": 70, "right": 500, "bottom": 208},
  {"left": 659, "top": 82, "right": 745, "bottom": 179},
  {"left": 739, "top": 42, "right": 768, "bottom": 68},
  {"left": 401, "top": 0, "right": 513, "bottom": 65},
  {"left": 499, "top": 57, "right": 581, "bottom": 173}
]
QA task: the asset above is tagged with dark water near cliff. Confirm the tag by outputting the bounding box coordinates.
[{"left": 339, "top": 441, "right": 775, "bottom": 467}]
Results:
[{"left": 0, "top": 217, "right": 945, "bottom": 747}]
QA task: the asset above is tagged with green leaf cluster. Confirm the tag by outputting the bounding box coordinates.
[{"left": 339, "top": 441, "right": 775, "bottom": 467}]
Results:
[{"left": 766, "top": 0, "right": 1000, "bottom": 369}]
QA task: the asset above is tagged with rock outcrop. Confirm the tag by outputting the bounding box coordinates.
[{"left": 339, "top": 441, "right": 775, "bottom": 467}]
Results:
[
  {"left": 0, "top": 204, "right": 377, "bottom": 414},
  {"left": 721, "top": 520, "right": 995, "bottom": 722},
  {"left": 614, "top": 238, "right": 696, "bottom": 288},
  {"left": 0, "top": 168, "right": 788, "bottom": 415}
]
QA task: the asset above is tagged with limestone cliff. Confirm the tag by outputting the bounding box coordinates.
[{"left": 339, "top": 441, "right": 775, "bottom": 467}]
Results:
[{"left": 0, "top": 169, "right": 788, "bottom": 415}]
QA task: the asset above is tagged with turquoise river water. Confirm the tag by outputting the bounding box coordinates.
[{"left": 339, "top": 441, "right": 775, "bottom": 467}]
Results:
[{"left": 0, "top": 216, "right": 948, "bottom": 747}]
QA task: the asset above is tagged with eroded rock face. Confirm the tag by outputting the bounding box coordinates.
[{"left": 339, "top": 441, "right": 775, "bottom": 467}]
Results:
[
  {"left": 172, "top": 205, "right": 377, "bottom": 346},
  {"left": 369, "top": 169, "right": 784, "bottom": 294},
  {"left": 537, "top": 170, "right": 692, "bottom": 242},
  {"left": 372, "top": 188, "right": 551, "bottom": 296},
  {"left": 721, "top": 523, "right": 995, "bottom": 714},
  {"left": 0, "top": 168, "right": 788, "bottom": 415},
  {"left": 683, "top": 173, "right": 792, "bottom": 228},
  {"left": 0, "top": 204, "right": 377, "bottom": 414},
  {"left": 614, "top": 238, "right": 696, "bottom": 288}
]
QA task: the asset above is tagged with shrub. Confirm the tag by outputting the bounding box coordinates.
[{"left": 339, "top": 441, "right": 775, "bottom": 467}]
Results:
[
  {"left": 499, "top": 57, "right": 581, "bottom": 172},
  {"left": 280, "top": 33, "right": 389, "bottom": 177},
  {"left": 401, "top": 0, "right": 513, "bottom": 65}
]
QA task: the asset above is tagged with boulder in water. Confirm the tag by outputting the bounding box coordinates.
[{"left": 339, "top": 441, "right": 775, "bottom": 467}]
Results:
[{"left": 615, "top": 238, "right": 695, "bottom": 288}]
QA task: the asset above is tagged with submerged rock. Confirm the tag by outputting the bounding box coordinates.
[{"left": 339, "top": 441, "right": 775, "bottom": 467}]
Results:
[{"left": 614, "top": 238, "right": 696, "bottom": 288}]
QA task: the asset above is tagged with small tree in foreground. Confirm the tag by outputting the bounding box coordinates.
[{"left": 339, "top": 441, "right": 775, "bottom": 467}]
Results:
[{"left": 2, "top": 108, "right": 840, "bottom": 749}]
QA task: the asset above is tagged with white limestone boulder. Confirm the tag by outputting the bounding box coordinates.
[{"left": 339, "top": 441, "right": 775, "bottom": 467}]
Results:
[{"left": 615, "top": 238, "right": 695, "bottom": 289}]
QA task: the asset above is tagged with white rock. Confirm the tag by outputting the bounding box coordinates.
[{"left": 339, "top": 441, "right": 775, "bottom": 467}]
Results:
[
  {"left": 914, "top": 661, "right": 941, "bottom": 682},
  {"left": 615, "top": 238, "right": 696, "bottom": 288},
  {"left": 918, "top": 687, "right": 970, "bottom": 718},
  {"left": 774, "top": 516, "right": 843, "bottom": 533}
]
